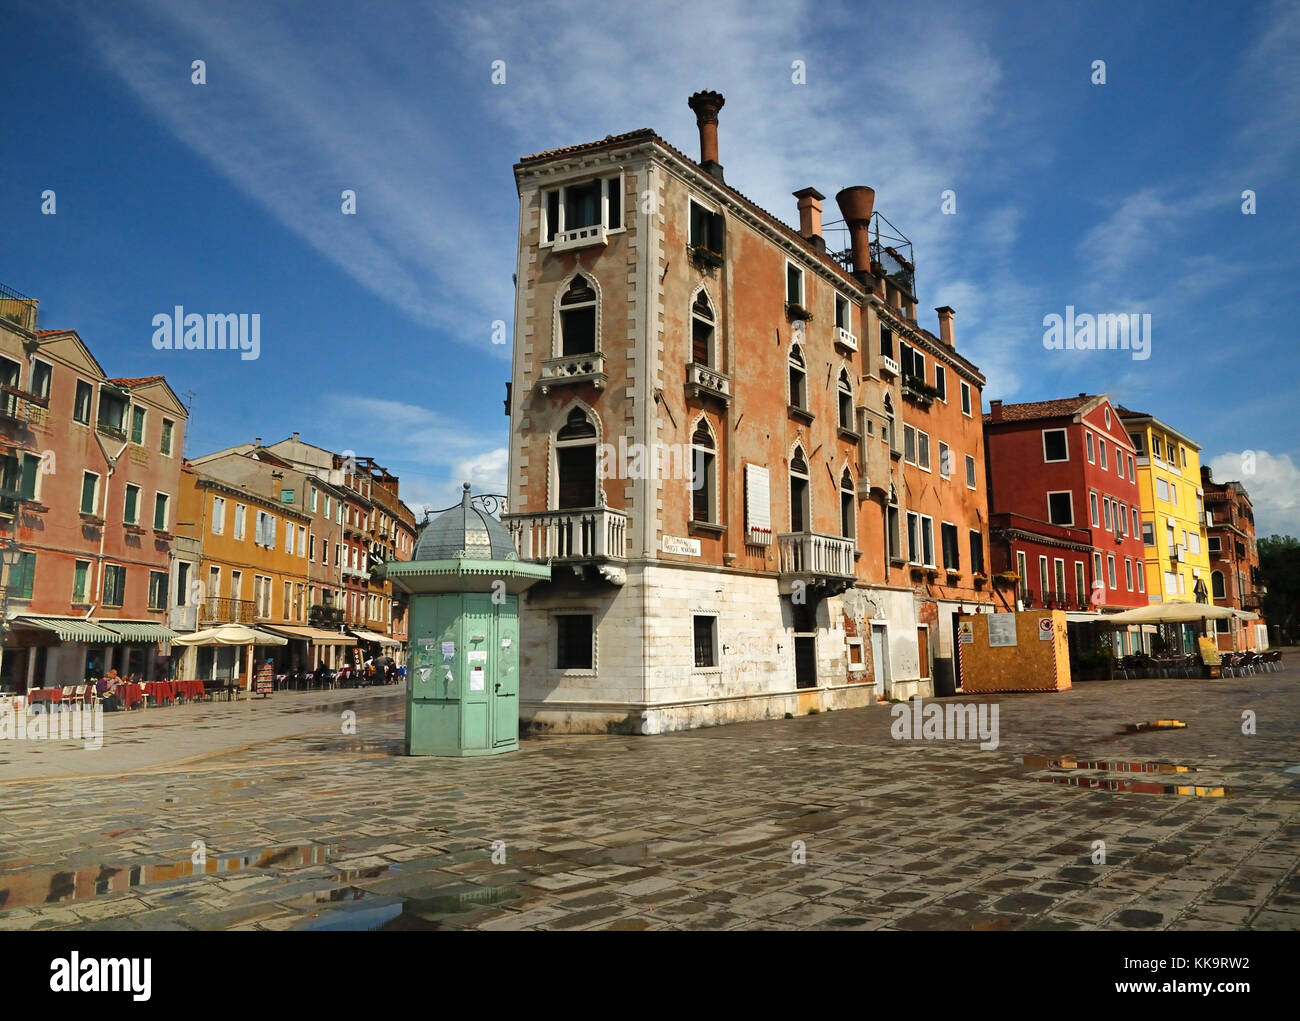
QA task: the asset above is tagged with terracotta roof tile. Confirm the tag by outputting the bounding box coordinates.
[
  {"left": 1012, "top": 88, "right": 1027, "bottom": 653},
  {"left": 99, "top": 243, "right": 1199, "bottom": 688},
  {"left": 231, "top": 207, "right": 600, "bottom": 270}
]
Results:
[
  {"left": 518, "top": 128, "right": 657, "bottom": 164},
  {"left": 982, "top": 395, "right": 1095, "bottom": 424},
  {"left": 109, "top": 376, "right": 166, "bottom": 387}
]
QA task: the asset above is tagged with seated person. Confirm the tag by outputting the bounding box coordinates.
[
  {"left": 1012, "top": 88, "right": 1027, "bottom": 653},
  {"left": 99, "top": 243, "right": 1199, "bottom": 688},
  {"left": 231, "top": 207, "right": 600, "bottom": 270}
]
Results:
[{"left": 99, "top": 669, "right": 123, "bottom": 711}]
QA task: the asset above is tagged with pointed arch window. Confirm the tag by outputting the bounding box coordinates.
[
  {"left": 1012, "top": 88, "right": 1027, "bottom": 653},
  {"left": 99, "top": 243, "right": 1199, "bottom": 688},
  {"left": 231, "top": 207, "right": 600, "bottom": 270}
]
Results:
[
  {"left": 788, "top": 345, "right": 807, "bottom": 411},
  {"left": 690, "top": 423, "right": 717, "bottom": 524},
  {"left": 840, "top": 469, "right": 856, "bottom": 541},
  {"left": 837, "top": 369, "right": 854, "bottom": 429},
  {"left": 692, "top": 292, "right": 716, "bottom": 367},
  {"left": 790, "top": 446, "right": 810, "bottom": 533},
  {"left": 884, "top": 393, "right": 898, "bottom": 455},
  {"left": 886, "top": 485, "right": 902, "bottom": 562},
  {"left": 555, "top": 407, "right": 598, "bottom": 509},
  {"left": 559, "top": 276, "right": 597, "bottom": 356}
]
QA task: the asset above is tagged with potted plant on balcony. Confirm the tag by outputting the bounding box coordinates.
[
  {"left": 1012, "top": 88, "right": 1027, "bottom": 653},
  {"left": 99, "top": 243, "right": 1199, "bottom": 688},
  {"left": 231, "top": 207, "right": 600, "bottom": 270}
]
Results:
[
  {"left": 785, "top": 302, "right": 813, "bottom": 322},
  {"left": 689, "top": 244, "right": 724, "bottom": 269},
  {"left": 992, "top": 570, "right": 1019, "bottom": 589},
  {"left": 945, "top": 568, "right": 962, "bottom": 583},
  {"left": 973, "top": 572, "right": 988, "bottom": 587}
]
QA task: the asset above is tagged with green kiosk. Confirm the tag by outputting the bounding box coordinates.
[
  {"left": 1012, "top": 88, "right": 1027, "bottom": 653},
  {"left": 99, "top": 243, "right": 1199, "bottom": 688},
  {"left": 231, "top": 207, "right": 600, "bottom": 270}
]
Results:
[{"left": 382, "top": 485, "right": 549, "bottom": 756}]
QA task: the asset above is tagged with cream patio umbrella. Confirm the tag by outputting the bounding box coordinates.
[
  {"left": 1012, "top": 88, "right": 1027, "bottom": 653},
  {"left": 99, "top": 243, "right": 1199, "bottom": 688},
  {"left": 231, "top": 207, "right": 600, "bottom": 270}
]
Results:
[
  {"left": 1102, "top": 600, "right": 1247, "bottom": 656},
  {"left": 172, "top": 624, "right": 288, "bottom": 699}
]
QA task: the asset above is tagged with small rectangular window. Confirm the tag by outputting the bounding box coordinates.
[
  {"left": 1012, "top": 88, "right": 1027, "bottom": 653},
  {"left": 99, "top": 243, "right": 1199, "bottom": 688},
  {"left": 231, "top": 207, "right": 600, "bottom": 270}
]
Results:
[
  {"left": 161, "top": 418, "right": 174, "bottom": 456},
  {"left": 12, "top": 551, "right": 35, "bottom": 600},
  {"left": 965, "top": 454, "right": 976, "bottom": 489},
  {"left": 1099, "top": 439, "right": 1108, "bottom": 469},
  {"left": 1048, "top": 492, "right": 1074, "bottom": 526},
  {"left": 917, "top": 431, "right": 931, "bottom": 471},
  {"left": 123, "top": 484, "right": 140, "bottom": 524},
  {"left": 73, "top": 560, "right": 90, "bottom": 603},
  {"left": 1042, "top": 429, "right": 1068, "bottom": 462},
  {"left": 556, "top": 614, "right": 594, "bottom": 669},
  {"left": 933, "top": 365, "right": 947, "bottom": 402},
  {"left": 80, "top": 471, "right": 99, "bottom": 515},
  {"left": 148, "top": 571, "right": 168, "bottom": 610},
  {"left": 969, "top": 530, "right": 985, "bottom": 574},
  {"left": 960, "top": 381, "right": 972, "bottom": 416},
  {"left": 154, "top": 493, "right": 169, "bottom": 531},
  {"left": 941, "top": 522, "right": 960, "bottom": 570},
  {"left": 606, "top": 176, "right": 622, "bottom": 230},
  {"left": 1086, "top": 432, "right": 1095, "bottom": 463},
  {"left": 30, "top": 360, "right": 52, "bottom": 399},
  {"left": 938, "top": 441, "right": 950, "bottom": 478},
  {"left": 131, "top": 406, "right": 146, "bottom": 445},
  {"left": 102, "top": 564, "right": 126, "bottom": 607},
  {"left": 693, "top": 615, "right": 717, "bottom": 669},
  {"left": 786, "top": 262, "right": 803, "bottom": 306},
  {"left": 74, "top": 380, "right": 93, "bottom": 424}
]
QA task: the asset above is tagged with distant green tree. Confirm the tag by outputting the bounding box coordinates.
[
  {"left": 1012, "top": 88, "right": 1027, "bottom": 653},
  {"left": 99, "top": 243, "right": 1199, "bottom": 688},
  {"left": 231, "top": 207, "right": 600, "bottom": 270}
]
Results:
[{"left": 1258, "top": 535, "right": 1300, "bottom": 643}]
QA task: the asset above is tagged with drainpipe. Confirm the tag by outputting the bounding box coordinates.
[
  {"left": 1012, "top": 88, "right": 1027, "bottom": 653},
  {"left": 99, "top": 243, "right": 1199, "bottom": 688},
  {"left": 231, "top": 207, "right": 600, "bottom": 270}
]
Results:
[{"left": 85, "top": 428, "right": 127, "bottom": 674}]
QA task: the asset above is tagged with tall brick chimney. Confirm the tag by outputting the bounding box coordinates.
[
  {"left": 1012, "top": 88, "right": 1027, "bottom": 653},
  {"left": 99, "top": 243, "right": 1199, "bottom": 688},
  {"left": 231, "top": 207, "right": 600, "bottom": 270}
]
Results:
[
  {"left": 793, "top": 188, "right": 826, "bottom": 252},
  {"left": 687, "top": 90, "right": 725, "bottom": 183},
  {"left": 936, "top": 306, "right": 955, "bottom": 347},
  {"left": 989, "top": 400, "right": 1003, "bottom": 423},
  {"left": 835, "top": 186, "right": 876, "bottom": 286}
]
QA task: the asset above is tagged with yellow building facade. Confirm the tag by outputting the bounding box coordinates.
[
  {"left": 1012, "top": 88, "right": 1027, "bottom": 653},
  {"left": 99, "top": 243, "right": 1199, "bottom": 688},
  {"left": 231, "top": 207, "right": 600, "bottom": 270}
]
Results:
[
  {"left": 175, "top": 466, "right": 313, "bottom": 680},
  {"left": 1119, "top": 410, "right": 1212, "bottom": 632}
]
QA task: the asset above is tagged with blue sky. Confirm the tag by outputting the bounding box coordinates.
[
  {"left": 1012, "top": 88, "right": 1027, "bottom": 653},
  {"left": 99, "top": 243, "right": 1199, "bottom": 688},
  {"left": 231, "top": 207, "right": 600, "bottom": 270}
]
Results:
[{"left": 2, "top": 0, "right": 1297, "bottom": 532}]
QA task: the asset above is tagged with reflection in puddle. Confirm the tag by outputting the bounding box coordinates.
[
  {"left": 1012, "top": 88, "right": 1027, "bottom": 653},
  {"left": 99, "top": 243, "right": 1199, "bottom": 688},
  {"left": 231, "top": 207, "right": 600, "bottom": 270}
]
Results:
[
  {"left": 1023, "top": 756, "right": 1197, "bottom": 773},
  {"left": 0, "top": 843, "right": 334, "bottom": 913},
  {"left": 1036, "top": 776, "right": 1230, "bottom": 797},
  {"left": 301, "top": 884, "right": 519, "bottom": 931}
]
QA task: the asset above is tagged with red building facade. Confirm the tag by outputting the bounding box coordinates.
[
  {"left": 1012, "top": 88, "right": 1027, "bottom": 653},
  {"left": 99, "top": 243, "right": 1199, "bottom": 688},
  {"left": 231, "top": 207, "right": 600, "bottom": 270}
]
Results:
[
  {"left": 0, "top": 306, "right": 187, "bottom": 690},
  {"left": 983, "top": 394, "right": 1145, "bottom": 612}
]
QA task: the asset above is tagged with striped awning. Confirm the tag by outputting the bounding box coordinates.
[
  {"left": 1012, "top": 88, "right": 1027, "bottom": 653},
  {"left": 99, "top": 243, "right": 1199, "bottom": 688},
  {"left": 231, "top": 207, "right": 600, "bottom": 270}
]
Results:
[
  {"left": 11, "top": 616, "right": 123, "bottom": 642},
  {"left": 347, "top": 628, "right": 402, "bottom": 648},
  {"left": 95, "top": 621, "right": 180, "bottom": 642},
  {"left": 261, "top": 625, "right": 358, "bottom": 646}
]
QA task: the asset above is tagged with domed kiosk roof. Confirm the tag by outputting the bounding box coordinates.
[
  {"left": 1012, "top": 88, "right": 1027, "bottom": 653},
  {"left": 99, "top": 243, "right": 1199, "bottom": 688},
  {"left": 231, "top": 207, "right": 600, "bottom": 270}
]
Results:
[{"left": 414, "top": 483, "right": 516, "bottom": 562}]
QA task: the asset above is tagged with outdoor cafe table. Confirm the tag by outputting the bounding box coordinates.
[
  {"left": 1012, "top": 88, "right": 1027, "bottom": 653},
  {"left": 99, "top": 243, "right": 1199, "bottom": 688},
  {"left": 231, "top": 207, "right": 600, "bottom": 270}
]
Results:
[
  {"left": 117, "top": 683, "right": 145, "bottom": 709},
  {"left": 143, "top": 681, "right": 176, "bottom": 705},
  {"left": 173, "top": 680, "right": 205, "bottom": 701},
  {"left": 27, "top": 688, "right": 61, "bottom": 704}
]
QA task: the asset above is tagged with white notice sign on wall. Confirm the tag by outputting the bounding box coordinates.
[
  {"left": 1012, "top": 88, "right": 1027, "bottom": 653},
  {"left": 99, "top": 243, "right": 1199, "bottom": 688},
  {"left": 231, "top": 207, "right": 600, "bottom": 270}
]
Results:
[
  {"left": 987, "top": 614, "right": 1018, "bottom": 647},
  {"left": 661, "top": 535, "right": 701, "bottom": 556}
]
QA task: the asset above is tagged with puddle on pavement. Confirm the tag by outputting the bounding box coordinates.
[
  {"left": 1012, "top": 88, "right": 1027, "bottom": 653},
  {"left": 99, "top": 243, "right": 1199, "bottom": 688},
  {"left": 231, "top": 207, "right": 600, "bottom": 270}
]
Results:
[
  {"left": 300, "top": 884, "right": 519, "bottom": 931},
  {"left": 1023, "top": 756, "right": 1198, "bottom": 774},
  {"left": 0, "top": 842, "right": 335, "bottom": 913},
  {"left": 1037, "top": 776, "right": 1231, "bottom": 797}
]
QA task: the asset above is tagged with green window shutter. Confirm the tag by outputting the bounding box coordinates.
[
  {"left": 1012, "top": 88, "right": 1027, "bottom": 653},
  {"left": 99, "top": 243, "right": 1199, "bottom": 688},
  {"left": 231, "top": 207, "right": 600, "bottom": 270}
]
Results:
[
  {"left": 154, "top": 493, "right": 167, "bottom": 530},
  {"left": 16, "top": 552, "right": 35, "bottom": 599},
  {"left": 131, "top": 406, "right": 145, "bottom": 444},
  {"left": 81, "top": 474, "right": 96, "bottom": 514},
  {"left": 19, "top": 454, "right": 38, "bottom": 500},
  {"left": 124, "top": 486, "right": 139, "bottom": 523},
  {"left": 73, "top": 561, "right": 88, "bottom": 602}
]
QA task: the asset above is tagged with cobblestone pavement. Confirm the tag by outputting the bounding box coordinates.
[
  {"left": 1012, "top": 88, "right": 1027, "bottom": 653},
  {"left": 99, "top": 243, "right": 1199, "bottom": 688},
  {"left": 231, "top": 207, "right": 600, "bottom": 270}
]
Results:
[{"left": 1, "top": 665, "right": 1297, "bottom": 931}]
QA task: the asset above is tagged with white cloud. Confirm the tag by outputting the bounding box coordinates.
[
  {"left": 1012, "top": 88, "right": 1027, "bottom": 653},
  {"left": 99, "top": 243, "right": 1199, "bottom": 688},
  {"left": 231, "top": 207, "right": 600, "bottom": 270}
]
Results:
[{"left": 1207, "top": 450, "right": 1300, "bottom": 539}]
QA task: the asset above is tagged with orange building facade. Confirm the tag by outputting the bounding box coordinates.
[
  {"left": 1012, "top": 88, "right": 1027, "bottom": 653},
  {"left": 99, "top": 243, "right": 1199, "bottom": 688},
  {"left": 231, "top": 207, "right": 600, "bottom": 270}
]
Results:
[{"left": 503, "top": 92, "right": 991, "bottom": 733}]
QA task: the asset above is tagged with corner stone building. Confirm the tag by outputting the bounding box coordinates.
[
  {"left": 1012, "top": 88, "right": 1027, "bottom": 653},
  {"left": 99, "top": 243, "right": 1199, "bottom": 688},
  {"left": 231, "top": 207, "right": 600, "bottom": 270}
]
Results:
[{"left": 504, "top": 91, "right": 992, "bottom": 734}]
